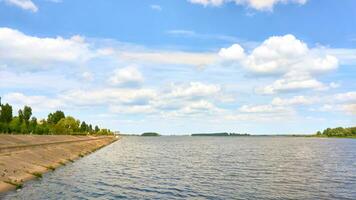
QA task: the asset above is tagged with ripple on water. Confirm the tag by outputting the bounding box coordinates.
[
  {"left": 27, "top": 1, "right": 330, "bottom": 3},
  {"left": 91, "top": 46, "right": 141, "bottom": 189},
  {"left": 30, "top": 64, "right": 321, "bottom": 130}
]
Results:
[{"left": 2, "top": 136, "right": 356, "bottom": 200}]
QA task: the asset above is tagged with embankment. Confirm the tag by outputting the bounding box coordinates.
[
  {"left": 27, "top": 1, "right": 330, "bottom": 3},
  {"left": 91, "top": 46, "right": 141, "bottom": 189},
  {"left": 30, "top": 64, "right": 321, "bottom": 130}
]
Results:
[{"left": 0, "top": 134, "right": 118, "bottom": 193}]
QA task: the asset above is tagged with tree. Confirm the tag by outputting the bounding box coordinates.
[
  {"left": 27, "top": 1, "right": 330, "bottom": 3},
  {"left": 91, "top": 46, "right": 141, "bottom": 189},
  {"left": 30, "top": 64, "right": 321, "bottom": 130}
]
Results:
[
  {"left": 89, "top": 124, "right": 93, "bottom": 133},
  {"left": 95, "top": 125, "right": 100, "bottom": 133},
  {"left": 18, "top": 109, "right": 24, "bottom": 123},
  {"left": 29, "top": 117, "right": 37, "bottom": 133},
  {"left": 54, "top": 116, "right": 80, "bottom": 134},
  {"left": 47, "top": 111, "right": 65, "bottom": 125},
  {"left": 9, "top": 117, "right": 21, "bottom": 134},
  {"left": 98, "top": 129, "right": 112, "bottom": 135},
  {"left": 23, "top": 106, "right": 32, "bottom": 125},
  {"left": 0, "top": 103, "right": 13, "bottom": 123},
  {"left": 80, "top": 121, "right": 88, "bottom": 132}
]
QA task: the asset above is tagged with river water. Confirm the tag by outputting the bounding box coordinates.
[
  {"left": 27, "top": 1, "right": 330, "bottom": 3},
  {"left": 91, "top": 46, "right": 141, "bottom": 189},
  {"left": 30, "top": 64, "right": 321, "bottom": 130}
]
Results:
[{"left": 2, "top": 136, "right": 356, "bottom": 199}]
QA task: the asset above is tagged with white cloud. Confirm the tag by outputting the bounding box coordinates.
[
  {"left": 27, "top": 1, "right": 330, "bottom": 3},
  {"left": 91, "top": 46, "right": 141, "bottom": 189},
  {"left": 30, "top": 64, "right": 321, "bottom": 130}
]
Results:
[
  {"left": 162, "top": 100, "right": 224, "bottom": 118},
  {"left": 341, "top": 104, "right": 356, "bottom": 115},
  {"left": 110, "top": 105, "right": 156, "bottom": 114},
  {"left": 118, "top": 51, "right": 217, "bottom": 67},
  {"left": 188, "top": 0, "right": 307, "bottom": 11},
  {"left": 317, "top": 104, "right": 356, "bottom": 115},
  {"left": 0, "top": 27, "right": 94, "bottom": 69},
  {"left": 150, "top": 4, "right": 162, "bottom": 11},
  {"left": 168, "top": 82, "right": 221, "bottom": 99},
  {"left": 61, "top": 88, "right": 157, "bottom": 106},
  {"left": 256, "top": 71, "right": 328, "bottom": 94},
  {"left": 0, "top": 70, "right": 80, "bottom": 91},
  {"left": 81, "top": 71, "right": 94, "bottom": 81},
  {"left": 239, "top": 104, "right": 293, "bottom": 114},
  {"left": 4, "top": 0, "right": 38, "bottom": 12},
  {"left": 219, "top": 35, "right": 339, "bottom": 94},
  {"left": 334, "top": 92, "right": 356, "bottom": 102},
  {"left": 108, "top": 66, "right": 144, "bottom": 87},
  {"left": 272, "top": 95, "right": 316, "bottom": 106},
  {"left": 218, "top": 44, "right": 245, "bottom": 60},
  {"left": 222, "top": 34, "right": 338, "bottom": 75},
  {"left": 3, "top": 92, "right": 64, "bottom": 111}
]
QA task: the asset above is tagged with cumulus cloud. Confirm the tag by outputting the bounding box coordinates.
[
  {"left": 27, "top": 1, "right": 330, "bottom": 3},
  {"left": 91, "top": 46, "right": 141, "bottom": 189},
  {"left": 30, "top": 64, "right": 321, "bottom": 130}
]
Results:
[
  {"left": 317, "top": 104, "right": 356, "bottom": 115},
  {"left": 110, "top": 105, "right": 156, "bottom": 114},
  {"left": 119, "top": 51, "right": 217, "bottom": 68},
  {"left": 219, "top": 34, "right": 338, "bottom": 94},
  {"left": 108, "top": 66, "right": 144, "bottom": 87},
  {"left": 61, "top": 88, "right": 157, "bottom": 107},
  {"left": 168, "top": 82, "right": 221, "bottom": 99},
  {"left": 165, "top": 100, "right": 223, "bottom": 117},
  {"left": 272, "top": 95, "right": 316, "bottom": 106},
  {"left": 256, "top": 71, "right": 328, "bottom": 94},
  {"left": 188, "top": 0, "right": 307, "bottom": 11},
  {"left": 4, "top": 0, "right": 38, "bottom": 12},
  {"left": 3, "top": 92, "right": 64, "bottom": 111},
  {"left": 221, "top": 34, "right": 338, "bottom": 75},
  {"left": 218, "top": 44, "right": 245, "bottom": 60},
  {"left": 334, "top": 92, "right": 356, "bottom": 102},
  {"left": 239, "top": 104, "right": 293, "bottom": 114},
  {"left": 0, "top": 27, "right": 95, "bottom": 69}
]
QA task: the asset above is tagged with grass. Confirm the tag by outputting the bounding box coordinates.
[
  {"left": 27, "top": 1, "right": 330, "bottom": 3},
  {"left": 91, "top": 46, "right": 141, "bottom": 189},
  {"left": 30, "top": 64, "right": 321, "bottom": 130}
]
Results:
[
  {"left": 4, "top": 180, "right": 23, "bottom": 190},
  {"left": 79, "top": 153, "right": 84, "bottom": 158},
  {"left": 67, "top": 158, "right": 74, "bottom": 162},
  {"left": 45, "top": 165, "right": 56, "bottom": 171},
  {"left": 58, "top": 161, "right": 66, "bottom": 166},
  {"left": 30, "top": 172, "right": 43, "bottom": 178}
]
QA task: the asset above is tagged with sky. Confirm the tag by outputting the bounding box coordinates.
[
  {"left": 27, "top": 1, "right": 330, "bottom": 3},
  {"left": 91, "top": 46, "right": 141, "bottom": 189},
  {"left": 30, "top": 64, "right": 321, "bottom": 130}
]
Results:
[{"left": 0, "top": 0, "right": 355, "bottom": 135}]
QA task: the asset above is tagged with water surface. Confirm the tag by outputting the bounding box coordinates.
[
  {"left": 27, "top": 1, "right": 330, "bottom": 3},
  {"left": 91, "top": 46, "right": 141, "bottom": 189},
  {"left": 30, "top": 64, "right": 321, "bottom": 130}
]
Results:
[{"left": 3, "top": 136, "right": 356, "bottom": 199}]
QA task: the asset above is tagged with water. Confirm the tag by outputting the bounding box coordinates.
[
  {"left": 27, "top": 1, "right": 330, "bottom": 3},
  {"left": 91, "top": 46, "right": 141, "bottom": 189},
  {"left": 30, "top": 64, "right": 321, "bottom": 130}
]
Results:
[{"left": 2, "top": 136, "right": 356, "bottom": 199}]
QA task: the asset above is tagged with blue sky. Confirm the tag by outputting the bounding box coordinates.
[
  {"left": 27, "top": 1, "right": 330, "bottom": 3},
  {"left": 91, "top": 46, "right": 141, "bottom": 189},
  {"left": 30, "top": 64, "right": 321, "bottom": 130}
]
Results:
[{"left": 0, "top": 0, "right": 355, "bottom": 134}]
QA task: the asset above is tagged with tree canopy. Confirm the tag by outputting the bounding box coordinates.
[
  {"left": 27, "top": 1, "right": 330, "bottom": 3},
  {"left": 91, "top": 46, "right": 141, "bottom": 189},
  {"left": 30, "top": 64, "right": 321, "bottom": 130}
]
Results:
[
  {"left": 0, "top": 98, "right": 113, "bottom": 135},
  {"left": 316, "top": 127, "right": 356, "bottom": 137}
]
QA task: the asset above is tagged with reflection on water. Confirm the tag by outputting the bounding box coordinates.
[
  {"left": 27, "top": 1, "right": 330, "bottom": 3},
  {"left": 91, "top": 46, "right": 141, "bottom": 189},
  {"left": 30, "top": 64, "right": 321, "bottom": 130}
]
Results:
[{"left": 3, "top": 136, "right": 356, "bottom": 199}]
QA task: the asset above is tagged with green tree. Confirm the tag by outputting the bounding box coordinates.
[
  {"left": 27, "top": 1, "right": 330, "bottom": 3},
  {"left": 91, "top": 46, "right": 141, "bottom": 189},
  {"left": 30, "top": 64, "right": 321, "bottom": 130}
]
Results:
[
  {"left": 47, "top": 111, "right": 65, "bottom": 125},
  {"left": 97, "top": 129, "right": 112, "bottom": 135},
  {"left": 0, "top": 103, "right": 13, "bottom": 123},
  {"left": 29, "top": 117, "right": 37, "bottom": 133},
  {"left": 54, "top": 116, "right": 80, "bottom": 134},
  {"left": 80, "top": 121, "right": 88, "bottom": 132},
  {"left": 35, "top": 120, "right": 50, "bottom": 135},
  {"left": 9, "top": 117, "right": 21, "bottom": 133},
  {"left": 18, "top": 109, "right": 24, "bottom": 124},
  {"left": 23, "top": 106, "right": 32, "bottom": 125},
  {"left": 95, "top": 125, "right": 100, "bottom": 133}
]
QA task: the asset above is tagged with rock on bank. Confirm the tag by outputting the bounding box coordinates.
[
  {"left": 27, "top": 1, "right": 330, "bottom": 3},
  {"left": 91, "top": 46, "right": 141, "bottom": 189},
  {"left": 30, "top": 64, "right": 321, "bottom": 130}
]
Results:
[{"left": 0, "top": 134, "right": 118, "bottom": 193}]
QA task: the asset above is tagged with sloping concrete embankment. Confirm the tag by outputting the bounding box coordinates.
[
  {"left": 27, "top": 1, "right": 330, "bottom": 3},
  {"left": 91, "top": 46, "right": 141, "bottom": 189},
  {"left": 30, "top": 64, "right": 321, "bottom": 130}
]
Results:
[{"left": 0, "top": 134, "right": 118, "bottom": 193}]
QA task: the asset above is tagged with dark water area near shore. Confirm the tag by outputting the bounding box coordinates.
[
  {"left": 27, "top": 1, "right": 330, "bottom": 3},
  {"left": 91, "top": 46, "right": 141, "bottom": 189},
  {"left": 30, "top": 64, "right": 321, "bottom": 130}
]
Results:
[{"left": 2, "top": 136, "right": 356, "bottom": 199}]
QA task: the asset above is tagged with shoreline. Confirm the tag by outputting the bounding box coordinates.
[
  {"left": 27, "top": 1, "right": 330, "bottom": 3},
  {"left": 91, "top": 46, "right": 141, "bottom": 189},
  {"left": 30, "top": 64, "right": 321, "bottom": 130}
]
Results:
[{"left": 0, "top": 134, "right": 119, "bottom": 193}]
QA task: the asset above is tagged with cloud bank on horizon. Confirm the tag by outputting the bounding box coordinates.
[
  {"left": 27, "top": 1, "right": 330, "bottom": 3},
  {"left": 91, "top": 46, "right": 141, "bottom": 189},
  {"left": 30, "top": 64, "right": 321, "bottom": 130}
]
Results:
[{"left": 0, "top": 0, "right": 355, "bottom": 134}]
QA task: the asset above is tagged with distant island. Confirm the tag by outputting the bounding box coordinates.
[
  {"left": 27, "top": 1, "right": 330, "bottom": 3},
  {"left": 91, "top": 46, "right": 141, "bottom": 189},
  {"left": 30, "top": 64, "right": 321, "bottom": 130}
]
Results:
[
  {"left": 141, "top": 132, "right": 160, "bottom": 136},
  {"left": 191, "top": 132, "right": 250, "bottom": 136},
  {"left": 314, "top": 126, "right": 356, "bottom": 138}
]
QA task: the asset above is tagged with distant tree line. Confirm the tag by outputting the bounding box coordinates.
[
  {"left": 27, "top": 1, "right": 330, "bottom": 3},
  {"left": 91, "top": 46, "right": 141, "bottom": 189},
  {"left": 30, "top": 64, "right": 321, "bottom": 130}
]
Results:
[
  {"left": 141, "top": 132, "right": 160, "bottom": 136},
  {"left": 316, "top": 126, "right": 356, "bottom": 137},
  {"left": 191, "top": 132, "right": 250, "bottom": 136},
  {"left": 0, "top": 98, "right": 113, "bottom": 135}
]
